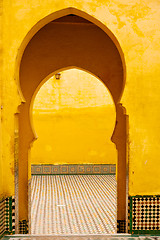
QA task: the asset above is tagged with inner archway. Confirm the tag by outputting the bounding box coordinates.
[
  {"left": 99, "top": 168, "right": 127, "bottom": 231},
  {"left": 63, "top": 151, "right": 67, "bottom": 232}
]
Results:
[
  {"left": 17, "top": 8, "right": 127, "bottom": 233},
  {"left": 31, "top": 68, "right": 116, "bottom": 165},
  {"left": 30, "top": 68, "right": 117, "bottom": 234}
]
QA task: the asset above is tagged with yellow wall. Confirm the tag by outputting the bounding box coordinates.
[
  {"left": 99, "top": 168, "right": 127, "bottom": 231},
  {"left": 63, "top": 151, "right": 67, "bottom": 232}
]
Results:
[
  {"left": 0, "top": 3, "right": 2, "bottom": 197},
  {"left": 0, "top": 0, "right": 2, "bottom": 197},
  {"left": 31, "top": 69, "right": 116, "bottom": 165},
  {"left": 1, "top": 0, "right": 160, "bottom": 201}
]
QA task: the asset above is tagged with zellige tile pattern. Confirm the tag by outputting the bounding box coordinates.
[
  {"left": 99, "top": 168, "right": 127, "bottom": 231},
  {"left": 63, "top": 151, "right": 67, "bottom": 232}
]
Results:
[{"left": 132, "top": 196, "right": 160, "bottom": 231}]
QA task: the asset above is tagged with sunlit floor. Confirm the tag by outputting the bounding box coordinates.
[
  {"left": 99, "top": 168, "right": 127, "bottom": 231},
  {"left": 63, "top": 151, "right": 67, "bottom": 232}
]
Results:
[{"left": 31, "top": 175, "right": 117, "bottom": 235}]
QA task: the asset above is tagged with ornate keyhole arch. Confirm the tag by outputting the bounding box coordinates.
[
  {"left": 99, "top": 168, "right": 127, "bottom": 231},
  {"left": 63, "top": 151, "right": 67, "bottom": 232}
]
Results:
[{"left": 16, "top": 7, "right": 128, "bottom": 233}]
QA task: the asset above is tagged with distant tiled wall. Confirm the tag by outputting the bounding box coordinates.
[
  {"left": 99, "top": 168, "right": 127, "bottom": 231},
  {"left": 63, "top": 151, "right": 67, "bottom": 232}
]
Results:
[
  {"left": 128, "top": 195, "right": 160, "bottom": 234},
  {"left": 31, "top": 164, "right": 116, "bottom": 175},
  {"left": 0, "top": 196, "right": 15, "bottom": 237}
]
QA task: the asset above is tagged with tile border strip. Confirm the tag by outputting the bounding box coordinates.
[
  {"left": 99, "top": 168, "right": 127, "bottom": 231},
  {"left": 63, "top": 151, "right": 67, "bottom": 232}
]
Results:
[
  {"left": 12, "top": 197, "right": 15, "bottom": 234},
  {"left": 5, "top": 198, "right": 10, "bottom": 233},
  {"left": 31, "top": 164, "right": 116, "bottom": 175}
]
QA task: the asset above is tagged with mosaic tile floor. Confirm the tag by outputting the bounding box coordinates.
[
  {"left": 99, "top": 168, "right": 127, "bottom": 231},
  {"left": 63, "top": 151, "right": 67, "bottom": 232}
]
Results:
[{"left": 31, "top": 175, "right": 117, "bottom": 235}]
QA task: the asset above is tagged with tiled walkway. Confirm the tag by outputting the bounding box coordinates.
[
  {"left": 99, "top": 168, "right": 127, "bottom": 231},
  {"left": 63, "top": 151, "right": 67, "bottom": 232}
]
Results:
[{"left": 31, "top": 175, "right": 117, "bottom": 235}]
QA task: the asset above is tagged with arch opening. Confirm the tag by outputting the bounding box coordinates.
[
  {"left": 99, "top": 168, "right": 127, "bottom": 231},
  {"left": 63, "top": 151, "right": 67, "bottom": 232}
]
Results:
[
  {"left": 30, "top": 68, "right": 117, "bottom": 234},
  {"left": 16, "top": 8, "right": 127, "bottom": 234},
  {"left": 31, "top": 68, "right": 117, "bottom": 165}
]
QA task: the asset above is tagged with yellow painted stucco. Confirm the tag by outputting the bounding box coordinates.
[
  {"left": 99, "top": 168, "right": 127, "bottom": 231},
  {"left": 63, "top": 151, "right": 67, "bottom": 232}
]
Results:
[
  {"left": 0, "top": 0, "right": 2, "bottom": 197},
  {"left": 1, "top": 0, "right": 160, "bottom": 214},
  {"left": 31, "top": 69, "right": 116, "bottom": 165}
]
